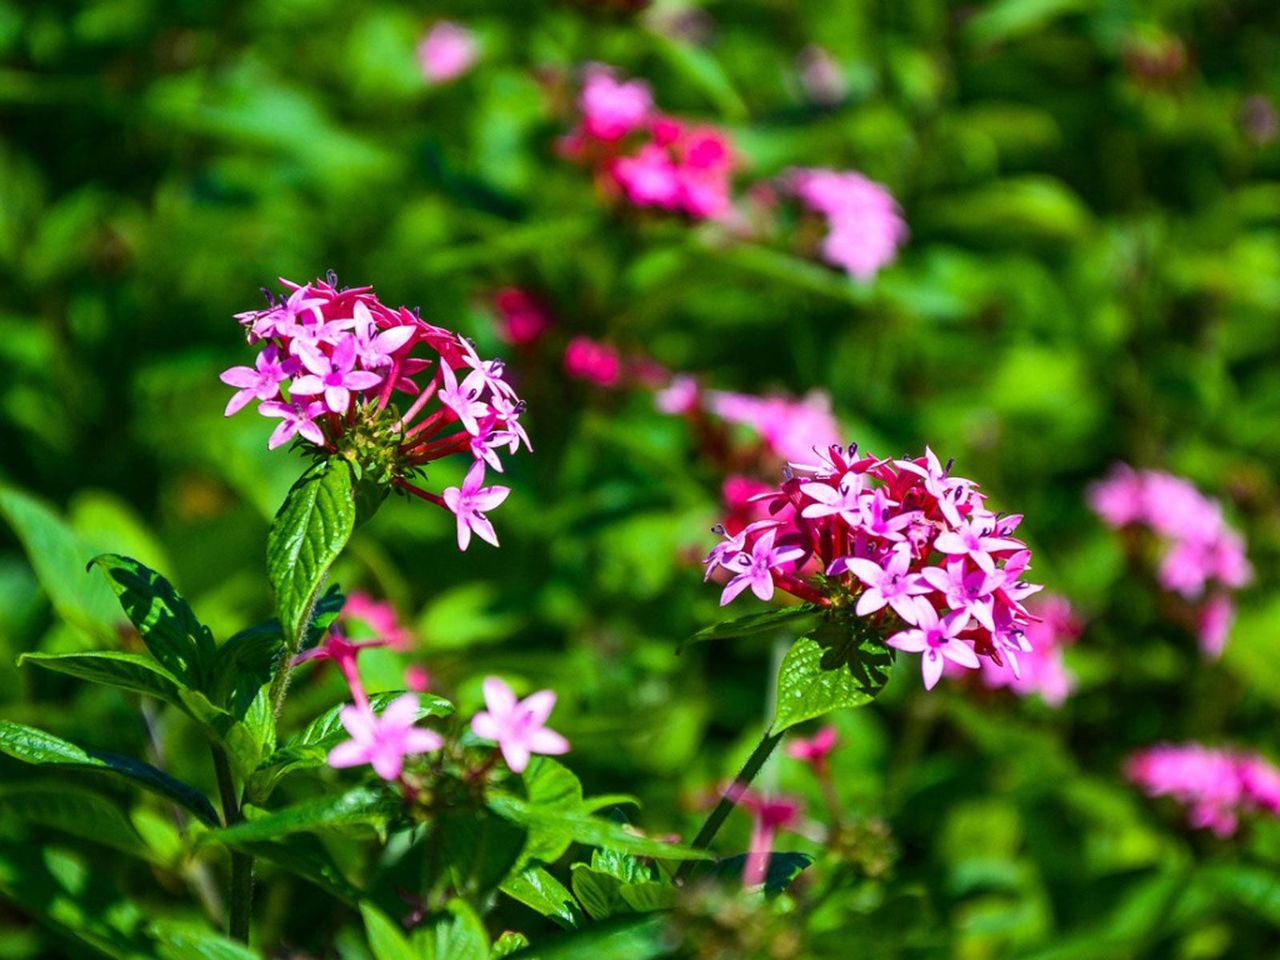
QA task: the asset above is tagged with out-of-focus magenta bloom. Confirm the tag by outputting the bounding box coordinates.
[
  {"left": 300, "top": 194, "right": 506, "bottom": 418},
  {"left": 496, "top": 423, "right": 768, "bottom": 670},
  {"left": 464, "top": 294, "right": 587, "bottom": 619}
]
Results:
[
  {"left": 492, "top": 288, "right": 552, "bottom": 346},
  {"left": 705, "top": 390, "right": 841, "bottom": 464},
  {"left": 418, "top": 21, "right": 477, "bottom": 84},
  {"left": 973, "top": 594, "right": 1079, "bottom": 706},
  {"left": 563, "top": 65, "right": 739, "bottom": 221},
  {"left": 564, "top": 336, "right": 622, "bottom": 387},
  {"left": 705, "top": 444, "right": 1042, "bottom": 691},
  {"left": 470, "top": 676, "right": 570, "bottom": 774},
  {"left": 796, "top": 45, "right": 847, "bottom": 106},
  {"left": 1126, "top": 743, "right": 1280, "bottom": 836},
  {"left": 404, "top": 665, "right": 431, "bottom": 693},
  {"left": 1088, "top": 464, "right": 1251, "bottom": 656},
  {"left": 787, "top": 168, "right": 907, "bottom": 280},
  {"left": 342, "top": 591, "right": 413, "bottom": 651},
  {"left": 294, "top": 628, "right": 385, "bottom": 711},
  {"left": 787, "top": 726, "right": 838, "bottom": 768},
  {"left": 734, "top": 789, "right": 804, "bottom": 887},
  {"left": 327, "top": 694, "right": 444, "bottom": 781},
  {"left": 224, "top": 277, "right": 529, "bottom": 549}
]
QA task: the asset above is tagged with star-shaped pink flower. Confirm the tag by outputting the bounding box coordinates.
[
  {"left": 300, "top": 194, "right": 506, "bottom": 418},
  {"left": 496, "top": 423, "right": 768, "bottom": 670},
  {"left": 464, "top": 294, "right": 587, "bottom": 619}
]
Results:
[
  {"left": 470, "top": 676, "right": 570, "bottom": 774},
  {"left": 442, "top": 461, "right": 510, "bottom": 550},
  {"left": 327, "top": 694, "right": 444, "bottom": 781}
]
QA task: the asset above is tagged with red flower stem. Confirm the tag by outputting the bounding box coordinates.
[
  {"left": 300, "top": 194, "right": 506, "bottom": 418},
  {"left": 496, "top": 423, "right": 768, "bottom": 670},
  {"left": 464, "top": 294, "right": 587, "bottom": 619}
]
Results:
[
  {"left": 393, "top": 479, "right": 446, "bottom": 507},
  {"left": 398, "top": 372, "right": 441, "bottom": 425},
  {"left": 405, "top": 406, "right": 453, "bottom": 441},
  {"left": 404, "top": 433, "right": 470, "bottom": 463},
  {"left": 772, "top": 572, "right": 827, "bottom": 606}
]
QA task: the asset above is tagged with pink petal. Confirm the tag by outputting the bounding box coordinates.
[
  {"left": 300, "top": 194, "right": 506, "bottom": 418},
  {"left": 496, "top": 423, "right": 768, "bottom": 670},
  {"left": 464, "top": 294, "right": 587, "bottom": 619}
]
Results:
[
  {"left": 501, "top": 739, "right": 531, "bottom": 774},
  {"left": 470, "top": 514, "right": 500, "bottom": 548},
  {"left": 289, "top": 375, "right": 324, "bottom": 396},
  {"left": 327, "top": 739, "right": 372, "bottom": 768},
  {"left": 224, "top": 389, "right": 255, "bottom": 417},
  {"left": 471, "top": 711, "right": 502, "bottom": 741},
  {"left": 381, "top": 694, "right": 421, "bottom": 728},
  {"left": 922, "top": 651, "right": 944, "bottom": 690},
  {"left": 527, "top": 728, "right": 570, "bottom": 755},
  {"left": 521, "top": 690, "right": 557, "bottom": 726},
  {"left": 483, "top": 677, "right": 518, "bottom": 716}
]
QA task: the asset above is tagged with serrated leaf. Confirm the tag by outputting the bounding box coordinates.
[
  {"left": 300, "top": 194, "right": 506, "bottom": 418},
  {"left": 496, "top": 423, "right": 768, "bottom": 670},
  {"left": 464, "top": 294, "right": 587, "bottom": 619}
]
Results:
[
  {"left": 492, "top": 932, "right": 531, "bottom": 959},
  {"left": 88, "top": 554, "right": 216, "bottom": 688},
  {"left": 772, "top": 617, "right": 893, "bottom": 733},
  {"left": 0, "top": 782, "right": 151, "bottom": 861},
  {"left": 0, "top": 484, "right": 122, "bottom": 643},
  {"left": 0, "top": 719, "right": 220, "bottom": 826},
  {"left": 686, "top": 603, "right": 823, "bottom": 650},
  {"left": 267, "top": 458, "right": 356, "bottom": 651},
  {"left": 361, "top": 903, "right": 416, "bottom": 960},
  {"left": 712, "top": 852, "right": 814, "bottom": 896},
  {"left": 502, "top": 865, "right": 584, "bottom": 929},
  {"left": 418, "top": 898, "right": 489, "bottom": 960},
  {"left": 19, "top": 650, "right": 187, "bottom": 704},
  {"left": 571, "top": 864, "right": 625, "bottom": 921},
  {"left": 198, "top": 786, "right": 391, "bottom": 848}
]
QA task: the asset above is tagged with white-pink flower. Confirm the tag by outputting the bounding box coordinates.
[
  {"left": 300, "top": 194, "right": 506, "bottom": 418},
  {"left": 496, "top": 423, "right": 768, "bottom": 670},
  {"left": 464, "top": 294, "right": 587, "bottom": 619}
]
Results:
[
  {"left": 327, "top": 694, "right": 444, "bottom": 781},
  {"left": 470, "top": 676, "right": 570, "bottom": 774},
  {"left": 418, "top": 21, "right": 477, "bottom": 84},
  {"left": 442, "top": 461, "right": 510, "bottom": 550}
]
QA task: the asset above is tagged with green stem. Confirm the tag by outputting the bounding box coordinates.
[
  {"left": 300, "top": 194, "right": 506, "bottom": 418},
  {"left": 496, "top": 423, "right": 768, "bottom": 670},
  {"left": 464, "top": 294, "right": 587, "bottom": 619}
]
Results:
[
  {"left": 212, "top": 746, "right": 254, "bottom": 943},
  {"left": 675, "top": 728, "right": 784, "bottom": 884}
]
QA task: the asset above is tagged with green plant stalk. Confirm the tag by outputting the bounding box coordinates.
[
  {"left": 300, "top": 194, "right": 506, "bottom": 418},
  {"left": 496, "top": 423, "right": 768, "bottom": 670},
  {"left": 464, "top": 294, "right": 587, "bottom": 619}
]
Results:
[
  {"left": 675, "top": 728, "right": 783, "bottom": 884},
  {"left": 266, "top": 576, "right": 325, "bottom": 721},
  {"left": 212, "top": 745, "right": 254, "bottom": 942}
]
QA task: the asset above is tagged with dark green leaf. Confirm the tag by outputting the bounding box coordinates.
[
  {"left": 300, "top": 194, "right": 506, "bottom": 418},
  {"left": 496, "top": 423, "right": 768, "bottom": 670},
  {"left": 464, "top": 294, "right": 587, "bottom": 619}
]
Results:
[
  {"left": 571, "top": 864, "right": 625, "bottom": 921},
  {"left": 712, "top": 852, "right": 815, "bottom": 896},
  {"left": 502, "top": 865, "right": 584, "bottom": 929},
  {"left": 267, "top": 458, "right": 356, "bottom": 651},
  {"left": 687, "top": 603, "right": 823, "bottom": 650},
  {"left": 772, "top": 617, "right": 893, "bottom": 733},
  {"left": 441, "top": 807, "right": 527, "bottom": 900},
  {"left": 199, "top": 786, "right": 392, "bottom": 848},
  {"left": 235, "top": 835, "right": 361, "bottom": 905},
  {"left": 0, "top": 719, "right": 219, "bottom": 826},
  {"left": 0, "top": 782, "right": 151, "bottom": 861},
  {"left": 149, "top": 920, "right": 266, "bottom": 960},
  {"left": 19, "top": 649, "right": 186, "bottom": 704},
  {"left": 88, "top": 554, "right": 216, "bottom": 688},
  {"left": 503, "top": 915, "right": 668, "bottom": 960}
]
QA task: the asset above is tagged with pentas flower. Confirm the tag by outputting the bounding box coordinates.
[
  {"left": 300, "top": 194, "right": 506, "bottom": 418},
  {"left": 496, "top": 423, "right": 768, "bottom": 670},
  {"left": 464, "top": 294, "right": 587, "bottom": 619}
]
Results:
[
  {"left": 294, "top": 628, "right": 385, "bottom": 710},
  {"left": 342, "top": 591, "right": 413, "bottom": 651},
  {"left": 328, "top": 694, "right": 444, "bottom": 781},
  {"left": 787, "top": 168, "right": 907, "bottom": 281},
  {"left": 948, "top": 594, "right": 1079, "bottom": 706},
  {"left": 224, "top": 276, "right": 530, "bottom": 550},
  {"left": 470, "top": 676, "right": 570, "bottom": 774},
  {"left": 418, "top": 21, "right": 477, "bottom": 84},
  {"left": 492, "top": 288, "right": 552, "bottom": 346},
  {"left": 787, "top": 726, "right": 838, "bottom": 769},
  {"left": 1088, "top": 464, "right": 1251, "bottom": 656},
  {"left": 704, "top": 443, "right": 1042, "bottom": 691},
  {"left": 442, "top": 461, "right": 510, "bottom": 551},
  {"left": 1126, "top": 743, "right": 1280, "bottom": 837},
  {"left": 704, "top": 389, "right": 841, "bottom": 465},
  {"left": 732, "top": 789, "right": 804, "bottom": 887},
  {"left": 562, "top": 65, "right": 739, "bottom": 221},
  {"left": 564, "top": 337, "right": 623, "bottom": 387}
]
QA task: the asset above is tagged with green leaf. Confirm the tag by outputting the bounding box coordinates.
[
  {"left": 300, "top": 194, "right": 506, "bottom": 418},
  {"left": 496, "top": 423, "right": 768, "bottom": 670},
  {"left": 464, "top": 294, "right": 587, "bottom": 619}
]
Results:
[
  {"left": 267, "top": 458, "right": 356, "bottom": 651},
  {"left": 441, "top": 807, "right": 527, "bottom": 900},
  {"left": 149, "top": 920, "right": 266, "bottom": 960},
  {"left": 212, "top": 627, "right": 284, "bottom": 717},
  {"left": 712, "top": 852, "right": 814, "bottom": 896},
  {"left": 0, "top": 719, "right": 220, "bottom": 826},
  {"left": 501, "top": 915, "right": 668, "bottom": 960},
  {"left": 0, "top": 484, "right": 122, "bottom": 643},
  {"left": 362, "top": 902, "right": 416, "bottom": 960},
  {"left": 88, "top": 554, "right": 216, "bottom": 688},
  {"left": 233, "top": 834, "right": 362, "bottom": 905},
  {"left": 198, "top": 786, "right": 392, "bottom": 848},
  {"left": 492, "top": 932, "right": 531, "bottom": 959},
  {"left": 1198, "top": 862, "right": 1280, "bottom": 927},
  {"left": 593, "top": 841, "right": 653, "bottom": 885},
  {"left": 771, "top": 617, "right": 893, "bottom": 733},
  {"left": 518, "top": 758, "right": 585, "bottom": 866},
  {"left": 19, "top": 649, "right": 186, "bottom": 703},
  {"left": 616, "top": 882, "right": 678, "bottom": 913},
  {"left": 686, "top": 603, "right": 823, "bottom": 650},
  {"left": 416, "top": 898, "right": 489, "bottom": 960},
  {"left": 0, "top": 782, "right": 151, "bottom": 861},
  {"left": 502, "top": 865, "right": 584, "bottom": 929},
  {"left": 571, "top": 864, "right": 625, "bottom": 921}
]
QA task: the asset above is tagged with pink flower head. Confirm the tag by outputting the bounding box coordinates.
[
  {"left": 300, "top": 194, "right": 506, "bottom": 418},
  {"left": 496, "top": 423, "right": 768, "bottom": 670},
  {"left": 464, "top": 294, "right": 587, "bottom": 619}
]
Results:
[
  {"left": 442, "top": 460, "right": 510, "bottom": 551},
  {"left": 1126, "top": 743, "right": 1280, "bottom": 837},
  {"left": 418, "top": 21, "right": 477, "bottom": 84},
  {"left": 967, "top": 594, "right": 1079, "bottom": 706},
  {"left": 226, "top": 277, "right": 530, "bottom": 548},
  {"left": 294, "top": 627, "right": 385, "bottom": 710},
  {"left": 706, "top": 390, "right": 841, "bottom": 464},
  {"left": 404, "top": 665, "right": 431, "bottom": 693},
  {"left": 581, "top": 64, "right": 653, "bottom": 141},
  {"left": 492, "top": 288, "right": 552, "bottom": 346},
  {"left": 564, "top": 337, "right": 622, "bottom": 387},
  {"left": 342, "top": 591, "right": 413, "bottom": 651},
  {"left": 470, "top": 676, "right": 570, "bottom": 774},
  {"left": 735, "top": 789, "right": 804, "bottom": 887},
  {"left": 327, "top": 694, "right": 444, "bottom": 781},
  {"left": 705, "top": 444, "right": 1041, "bottom": 692},
  {"left": 787, "top": 168, "right": 907, "bottom": 280},
  {"left": 786, "top": 726, "right": 838, "bottom": 767}
]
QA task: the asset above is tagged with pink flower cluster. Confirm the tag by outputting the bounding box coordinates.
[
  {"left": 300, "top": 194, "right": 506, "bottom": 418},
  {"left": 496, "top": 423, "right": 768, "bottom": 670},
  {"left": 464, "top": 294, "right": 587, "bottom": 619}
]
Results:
[
  {"left": 342, "top": 591, "right": 413, "bottom": 651},
  {"left": 967, "top": 594, "right": 1079, "bottom": 707},
  {"left": 564, "top": 336, "right": 623, "bottom": 387},
  {"left": 223, "top": 277, "right": 530, "bottom": 550},
  {"left": 704, "top": 446, "right": 1042, "bottom": 690},
  {"left": 418, "top": 21, "right": 477, "bottom": 84},
  {"left": 1126, "top": 743, "right": 1280, "bottom": 837},
  {"left": 1088, "top": 464, "right": 1251, "bottom": 655},
  {"left": 788, "top": 168, "right": 908, "bottom": 281},
  {"left": 562, "top": 65, "right": 738, "bottom": 220}
]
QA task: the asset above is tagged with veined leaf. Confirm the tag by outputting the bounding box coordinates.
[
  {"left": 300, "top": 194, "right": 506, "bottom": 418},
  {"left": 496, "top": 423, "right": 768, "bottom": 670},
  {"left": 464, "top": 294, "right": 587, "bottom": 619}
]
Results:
[
  {"left": 0, "top": 782, "right": 152, "bottom": 861},
  {"left": 267, "top": 458, "right": 356, "bottom": 651},
  {"left": 0, "top": 719, "right": 219, "bottom": 826},
  {"left": 88, "top": 554, "right": 216, "bottom": 688},
  {"left": 501, "top": 914, "right": 668, "bottom": 960},
  {"left": 686, "top": 603, "right": 823, "bottom": 650},
  {"left": 772, "top": 616, "right": 893, "bottom": 733},
  {"left": 440, "top": 807, "right": 527, "bottom": 900},
  {"left": 712, "top": 852, "right": 814, "bottom": 896},
  {"left": 415, "top": 898, "right": 489, "bottom": 960},
  {"left": 616, "top": 881, "right": 678, "bottom": 913},
  {"left": 570, "top": 864, "right": 625, "bottom": 921},
  {"left": 361, "top": 902, "right": 416, "bottom": 960},
  {"left": 502, "top": 865, "right": 584, "bottom": 929},
  {"left": 198, "top": 786, "right": 392, "bottom": 848},
  {"left": 19, "top": 650, "right": 187, "bottom": 707}
]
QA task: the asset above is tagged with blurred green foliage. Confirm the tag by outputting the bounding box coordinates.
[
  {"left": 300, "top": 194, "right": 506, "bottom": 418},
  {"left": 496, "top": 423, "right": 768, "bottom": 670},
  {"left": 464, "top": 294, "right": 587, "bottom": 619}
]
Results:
[{"left": 2, "top": 0, "right": 1280, "bottom": 957}]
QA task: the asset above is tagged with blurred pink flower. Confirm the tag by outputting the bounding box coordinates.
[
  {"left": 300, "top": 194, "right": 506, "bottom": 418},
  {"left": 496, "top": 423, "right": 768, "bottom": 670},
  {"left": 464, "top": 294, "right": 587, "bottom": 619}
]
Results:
[
  {"left": 470, "top": 676, "right": 570, "bottom": 774},
  {"left": 327, "top": 694, "right": 444, "bottom": 781},
  {"left": 706, "top": 389, "right": 841, "bottom": 464},
  {"left": 493, "top": 288, "right": 552, "bottom": 346},
  {"left": 788, "top": 168, "right": 907, "bottom": 280},
  {"left": 787, "top": 726, "right": 838, "bottom": 768},
  {"left": 342, "top": 591, "right": 413, "bottom": 651},
  {"left": 418, "top": 21, "right": 477, "bottom": 84},
  {"left": 972, "top": 594, "right": 1079, "bottom": 706},
  {"left": 735, "top": 790, "right": 804, "bottom": 887},
  {"left": 564, "top": 336, "right": 622, "bottom": 387},
  {"left": 404, "top": 665, "right": 431, "bottom": 693},
  {"left": 581, "top": 64, "right": 653, "bottom": 141},
  {"left": 1126, "top": 743, "right": 1280, "bottom": 837}
]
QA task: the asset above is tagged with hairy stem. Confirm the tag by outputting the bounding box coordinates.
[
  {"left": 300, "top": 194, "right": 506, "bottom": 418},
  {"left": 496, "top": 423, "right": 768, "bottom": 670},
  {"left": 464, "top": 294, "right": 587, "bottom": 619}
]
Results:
[
  {"left": 675, "top": 728, "right": 783, "bottom": 884},
  {"left": 212, "top": 746, "right": 254, "bottom": 943}
]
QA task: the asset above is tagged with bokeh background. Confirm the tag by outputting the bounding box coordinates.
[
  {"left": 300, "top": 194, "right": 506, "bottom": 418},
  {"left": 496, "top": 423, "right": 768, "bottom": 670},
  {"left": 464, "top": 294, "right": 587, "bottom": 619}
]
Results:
[{"left": 3, "top": 0, "right": 1280, "bottom": 957}]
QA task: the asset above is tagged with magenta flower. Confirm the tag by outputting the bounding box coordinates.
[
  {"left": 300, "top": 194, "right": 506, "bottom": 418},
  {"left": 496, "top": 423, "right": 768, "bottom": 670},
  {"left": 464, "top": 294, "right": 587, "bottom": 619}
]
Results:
[
  {"left": 886, "top": 599, "right": 978, "bottom": 690},
  {"left": 259, "top": 399, "right": 327, "bottom": 450},
  {"left": 787, "top": 168, "right": 907, "bottom": 281},
  {"left": 492, "top": 288, "right": 552, "bottom": 346},
  {"left": 933, "top": 517, "right": 1022, "bottom": 575},
  {"left": 720, "top": 528, "right": 806, "bottom": 606},
  {"left": 470, "top": 676, "right": 570, "bottom": 774},
  {"left": 220, "top": 345, "right": 292, "bottom": 416},
  {"left": 735, "top": 790, "right": 804, "bottom": 887},
  {"left": 920, "top": 558, "right": 999, "bottom": 632},
  {"left": 418, "top": 21, "right": 477, "bottom": 84},
  {"left": 842, "top": 546, "right": 932, "bottom": 620},
  {"left": 295, "top": 627, "right": 384, "bottom": 710},
  {"left": 787, "top": 726, "right": 838, "bottom": 768},
  {"left": 327, "top": 694, "right": 444, "bottom": 781},
  {"left": 342, "top": 591, "right": 413, "bottom": 651},
  {"left": 801, "top": 472, "right": 865, "bottom": 526},
  {"left": 581, "top": 65, "right": 653, "bottom": 141},
  {"left": 291, "top": 337, "right": 384, "bottom": 414},
  {"left": 442, "top": 461, "right": 510, "bottom": 550},
  {"left": 564, "top": 337, "right": 622, "bottom": 387},
  {"left": 1126, "top": 743, "right": 1280, "bottom": 837},
  {"left": 436, "top": 361, "right": 487, "bottom": 435},
  {"left": 350, "top": 303, "right": 415, "bottom": 370},
  {"left": 612, "top": 144, "right": 682, "bottom": 209}
]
